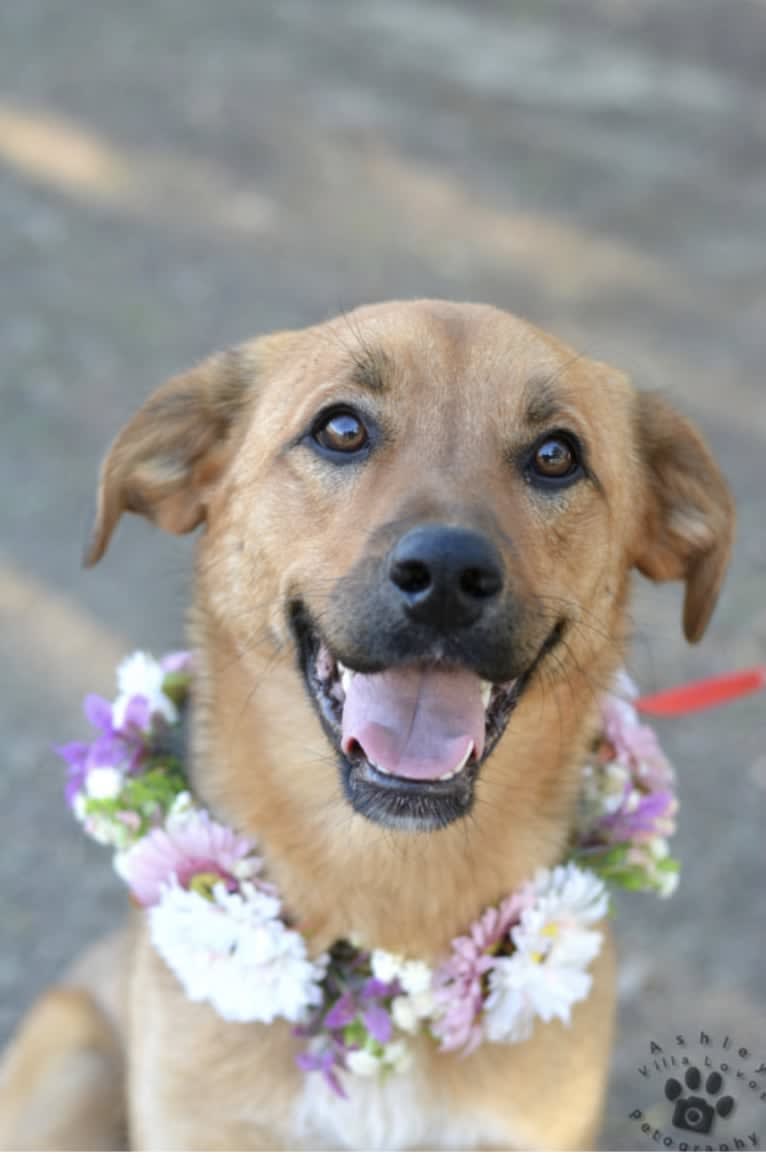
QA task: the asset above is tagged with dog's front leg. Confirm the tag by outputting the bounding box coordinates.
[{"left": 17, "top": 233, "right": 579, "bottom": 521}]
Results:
[{"left": 0, "top": 986, "right": 125, "bottom": 1151}]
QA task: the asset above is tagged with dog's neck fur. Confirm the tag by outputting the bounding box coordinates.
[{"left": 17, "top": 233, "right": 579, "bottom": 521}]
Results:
[{"left": 187, "top": 601, "right": 623, "bottom": 961}]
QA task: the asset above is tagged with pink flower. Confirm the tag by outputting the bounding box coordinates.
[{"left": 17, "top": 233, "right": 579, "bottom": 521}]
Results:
[
  {"left": 121, "top": 810, "right": 260, "bottom": 906},
  {"left": 160, "top": 651, "right": 193, "bottom": 674},
  {"left": 601, "top": 693, "right": 674, "bottom": 794},
  {"left": 431, "top": 890, "right": 531, "bottom": 1053}
]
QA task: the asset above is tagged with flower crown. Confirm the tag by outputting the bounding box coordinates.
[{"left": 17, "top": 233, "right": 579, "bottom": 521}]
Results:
[{"left": 58, "top": 651, "right": 679, "bottom": 1096}]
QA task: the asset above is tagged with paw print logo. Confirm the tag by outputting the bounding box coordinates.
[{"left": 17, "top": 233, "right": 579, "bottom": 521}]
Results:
[{"left": 665, "top": 1067, "right": 736, "bottom": 1135}]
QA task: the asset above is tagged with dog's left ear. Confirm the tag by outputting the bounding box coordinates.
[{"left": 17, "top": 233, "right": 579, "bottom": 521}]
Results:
[
  {"left": 84, "top": 334, "right": 293, "bottom": 565},
  {"left": 633, "top": 392, "right": 735, "bottom": 643}
]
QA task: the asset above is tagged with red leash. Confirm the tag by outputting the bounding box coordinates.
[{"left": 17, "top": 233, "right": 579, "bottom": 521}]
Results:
[{"left": 635, "top": 665, "right": 766, "bottom": 717}]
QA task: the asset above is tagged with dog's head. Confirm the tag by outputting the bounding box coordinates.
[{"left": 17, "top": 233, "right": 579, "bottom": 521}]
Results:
[{"left": 86, "top": 301, "right": 734, "bottom": 835}]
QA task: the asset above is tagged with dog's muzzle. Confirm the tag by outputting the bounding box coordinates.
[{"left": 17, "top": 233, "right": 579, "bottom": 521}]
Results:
[{"left": 291, "top": 523, "right": 563, "bottom": 831}]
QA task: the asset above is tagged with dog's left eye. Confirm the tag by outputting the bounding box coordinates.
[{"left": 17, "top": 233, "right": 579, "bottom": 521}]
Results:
[
  {"left": 312, "top": 409, "right": 370, "bottom": 457},
  {"left": 525, "top": 432, "right": 584, "bottom": 488}
]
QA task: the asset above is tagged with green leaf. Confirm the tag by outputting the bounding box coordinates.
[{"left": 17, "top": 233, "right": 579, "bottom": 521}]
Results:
[
  {"left": 601, "top": 867, "right": 651, "bottom": 892},
  {"left": 342, "top": 1022, "right": 366, "bottom": 1047},
  {"left": 574, "top": 843, "right": 631, "bottom": 870}
]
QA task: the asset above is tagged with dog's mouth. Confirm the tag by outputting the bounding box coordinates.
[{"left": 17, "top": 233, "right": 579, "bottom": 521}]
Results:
[{"left": 291, "top": 606, "right": 563, "bottom": 831}]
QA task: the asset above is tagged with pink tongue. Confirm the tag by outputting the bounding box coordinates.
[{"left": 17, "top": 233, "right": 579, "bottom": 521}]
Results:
[{"left": 341, "top": 666, "right": 486, "bottom": 781}]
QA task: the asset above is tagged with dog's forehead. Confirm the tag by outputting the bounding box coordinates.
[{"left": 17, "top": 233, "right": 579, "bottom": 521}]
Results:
[
  {"left": 317, "top": 301, "right": 563, "bottom": 385},
  {"left": 297, "top": 301, "right": 624, "bottom": 421}
]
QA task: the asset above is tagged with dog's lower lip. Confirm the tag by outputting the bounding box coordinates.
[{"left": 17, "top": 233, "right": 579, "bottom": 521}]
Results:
[{"left": 350, "top": 758, "right": 471, "bottom": 797}]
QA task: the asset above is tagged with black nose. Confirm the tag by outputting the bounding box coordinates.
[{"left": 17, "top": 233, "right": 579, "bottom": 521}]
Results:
[{"left": 388, "top": 525, "right": 504, "bottom": 629}]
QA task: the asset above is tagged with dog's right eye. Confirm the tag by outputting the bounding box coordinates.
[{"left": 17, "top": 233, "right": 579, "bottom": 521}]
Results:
[{"left": 311, "top": 409, "right": 370, "bottom": 458}]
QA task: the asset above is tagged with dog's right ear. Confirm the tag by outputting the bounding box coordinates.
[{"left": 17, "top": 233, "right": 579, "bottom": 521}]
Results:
[{"left": 84, "top": 334, "right": 293, "bottom": 565}]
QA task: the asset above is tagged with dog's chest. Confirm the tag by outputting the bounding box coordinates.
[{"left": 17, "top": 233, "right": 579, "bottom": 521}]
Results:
[{"left": 288, "top": 1071, "right": 514, "bottom": 1151}]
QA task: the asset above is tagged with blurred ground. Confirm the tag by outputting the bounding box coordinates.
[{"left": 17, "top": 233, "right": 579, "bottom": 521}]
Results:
[{"left": 0, "top": 0, "right": 764, "bottom": 1149}]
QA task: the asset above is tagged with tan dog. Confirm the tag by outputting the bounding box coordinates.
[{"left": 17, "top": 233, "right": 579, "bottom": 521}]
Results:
[{"left": 0, "top": 301, "right": 734, "bottom": 1150}]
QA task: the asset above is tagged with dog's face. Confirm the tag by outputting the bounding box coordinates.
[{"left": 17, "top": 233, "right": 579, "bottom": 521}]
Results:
[{"left": 87, "top": 301, "right": 734, "bottom": 835}]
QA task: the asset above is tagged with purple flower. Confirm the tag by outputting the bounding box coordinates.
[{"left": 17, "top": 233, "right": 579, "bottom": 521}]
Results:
[
  {"left": 57, "top": 694, "right": 145, "bottom": 802},
  {"left": 361, "top": 976, "right": 396, "bottom": 1001},
  {"left": 85, "top": 691, "right": 151, "bottom": 744},
  {"left": 54, "top": 657, "right": 187, "bottom": 810},
  {"left": 295, "top": 1048, "right": 347, "bottom": 1099},
  {"left": 291, "top": 942, "right": 406, "bottom": 1094},
  {"left": 56, "top": 742, "right": 90, "bottom": 803},
  {"left": 599, "top": 789, "right": 677, "bottom": 844},
  {"left": 324, "top": 992, "right": 356, "bottom": 1030},
  {"left": 83, "top": 694, "right": 113, "bottom": 732},
  {"left": 56, "top": 728, "right": 139, "bottom": 806},
  {"left": 362, "top": 1004, "right": 392, "bottom": 1044}
]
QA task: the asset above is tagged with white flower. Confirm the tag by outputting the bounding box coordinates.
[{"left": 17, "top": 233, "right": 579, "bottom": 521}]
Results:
[
  {"left": 232, "top": 856, "right": 263, "bottom": 880},
  {"left": 370, "top": 949, "right": 404, "bottom": 984},
  {"left": 578, "top": 760, "right": 631, "bottom": 831},
  {"left": 412, "top": 988, "right": 437, "bottom": 1017},
  {"left": 112, "top": 651, "right": 178, "bottom": 728},
  {"left": 399, "top": 960, "right": 433, "bottom": 996},
  {"left": 391, "top": 996, "right": 419, "bottom": 1034},
  {"left": 613, "top": 668, "right": 639, "bottom": 703},
  {"left": 149, "top": 882, "right": 325, "bottom": 1023},
  {"left": 626, "top": 789, "right": 642, "bottom": 812},
  {"left": 85, "top": 765, "right": 123, "bottom": 800},
  {"left": 529, "top": 864, "right": 609, "bottom": 929},
  {"left": 83, "top": 812, "right": 124, "bottom": 847},
  {"left": 483, "top": 865, "right": 607, "bottom": 1044},
  {"left": 391, "top": 986, "right": 436, "bottom": 1033},
  {"left": 484, "top": 950, "right": 594, "bottom": 1043},
  {"left": 370, "top": 951, "right": 433, "bottom": 1000},
  {"left": 655, "top": 866, "right": 679, "bottom": 898},
  {"left": 166, "top": 791, "right": 194, "bottom": 829},
  {"left": 382, "top": 1040, "right": 413, "bottom": 1074},
  {"left": 346, "top": 1049, "right": 382, "bottom": 1077},
  {"left": 601, "top": 762, "right": 631, "bottom": 813},
  {"left": 484, "top": 957, "right": 538, "bottom": 1044},
  {"left": 644, "top": 842, "right": 678, "bottom": 898}
]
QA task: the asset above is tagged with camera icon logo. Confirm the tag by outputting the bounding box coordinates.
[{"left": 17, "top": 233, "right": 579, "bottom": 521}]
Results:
[{"left": 665, "top": 1067, "right": 735, "bottom": 1135}]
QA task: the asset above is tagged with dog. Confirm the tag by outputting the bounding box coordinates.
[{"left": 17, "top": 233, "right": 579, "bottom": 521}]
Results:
[{"left": 0, "top": 300, "right": 734, "bottom": 1150}]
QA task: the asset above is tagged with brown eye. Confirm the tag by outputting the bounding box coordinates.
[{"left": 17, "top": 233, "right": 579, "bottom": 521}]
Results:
[
  {"left": 527, "top": 432, "right": 583, "bottom": 488},
  {"left": 534, "top": 437, "right": 574, "bottom": 476},
  {"left": 313, "top": 410, "right": 369, "bottom": 456}
]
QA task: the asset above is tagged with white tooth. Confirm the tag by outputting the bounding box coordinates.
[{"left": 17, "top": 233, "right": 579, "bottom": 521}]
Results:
[
  {"left": 369, "top": 759, "right": 390, "bottom": 774},
  {"left": 440, "top": 740, "right": 474, "bottom": 780},
  {"left": 455, "top": 739, "right": 474, "bottom": 772},
  {"left": 340, "top": 668, "right": 353, "bottom": 694},
  {"left": 480, "top": 681, "right": 492, "bottom": 708}
]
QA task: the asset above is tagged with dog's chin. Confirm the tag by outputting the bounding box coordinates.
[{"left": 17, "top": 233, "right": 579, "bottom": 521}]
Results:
[{"left": 290, "top": 604, "right": 563, "bottom": 833}]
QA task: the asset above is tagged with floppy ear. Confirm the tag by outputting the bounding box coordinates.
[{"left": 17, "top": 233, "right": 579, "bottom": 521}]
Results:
[
  {"left": 633, "top": 392, "right": 735, "bottom": 644},
  {"left": 84, "top": 334, "right": 292, "bottom": 565}
]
